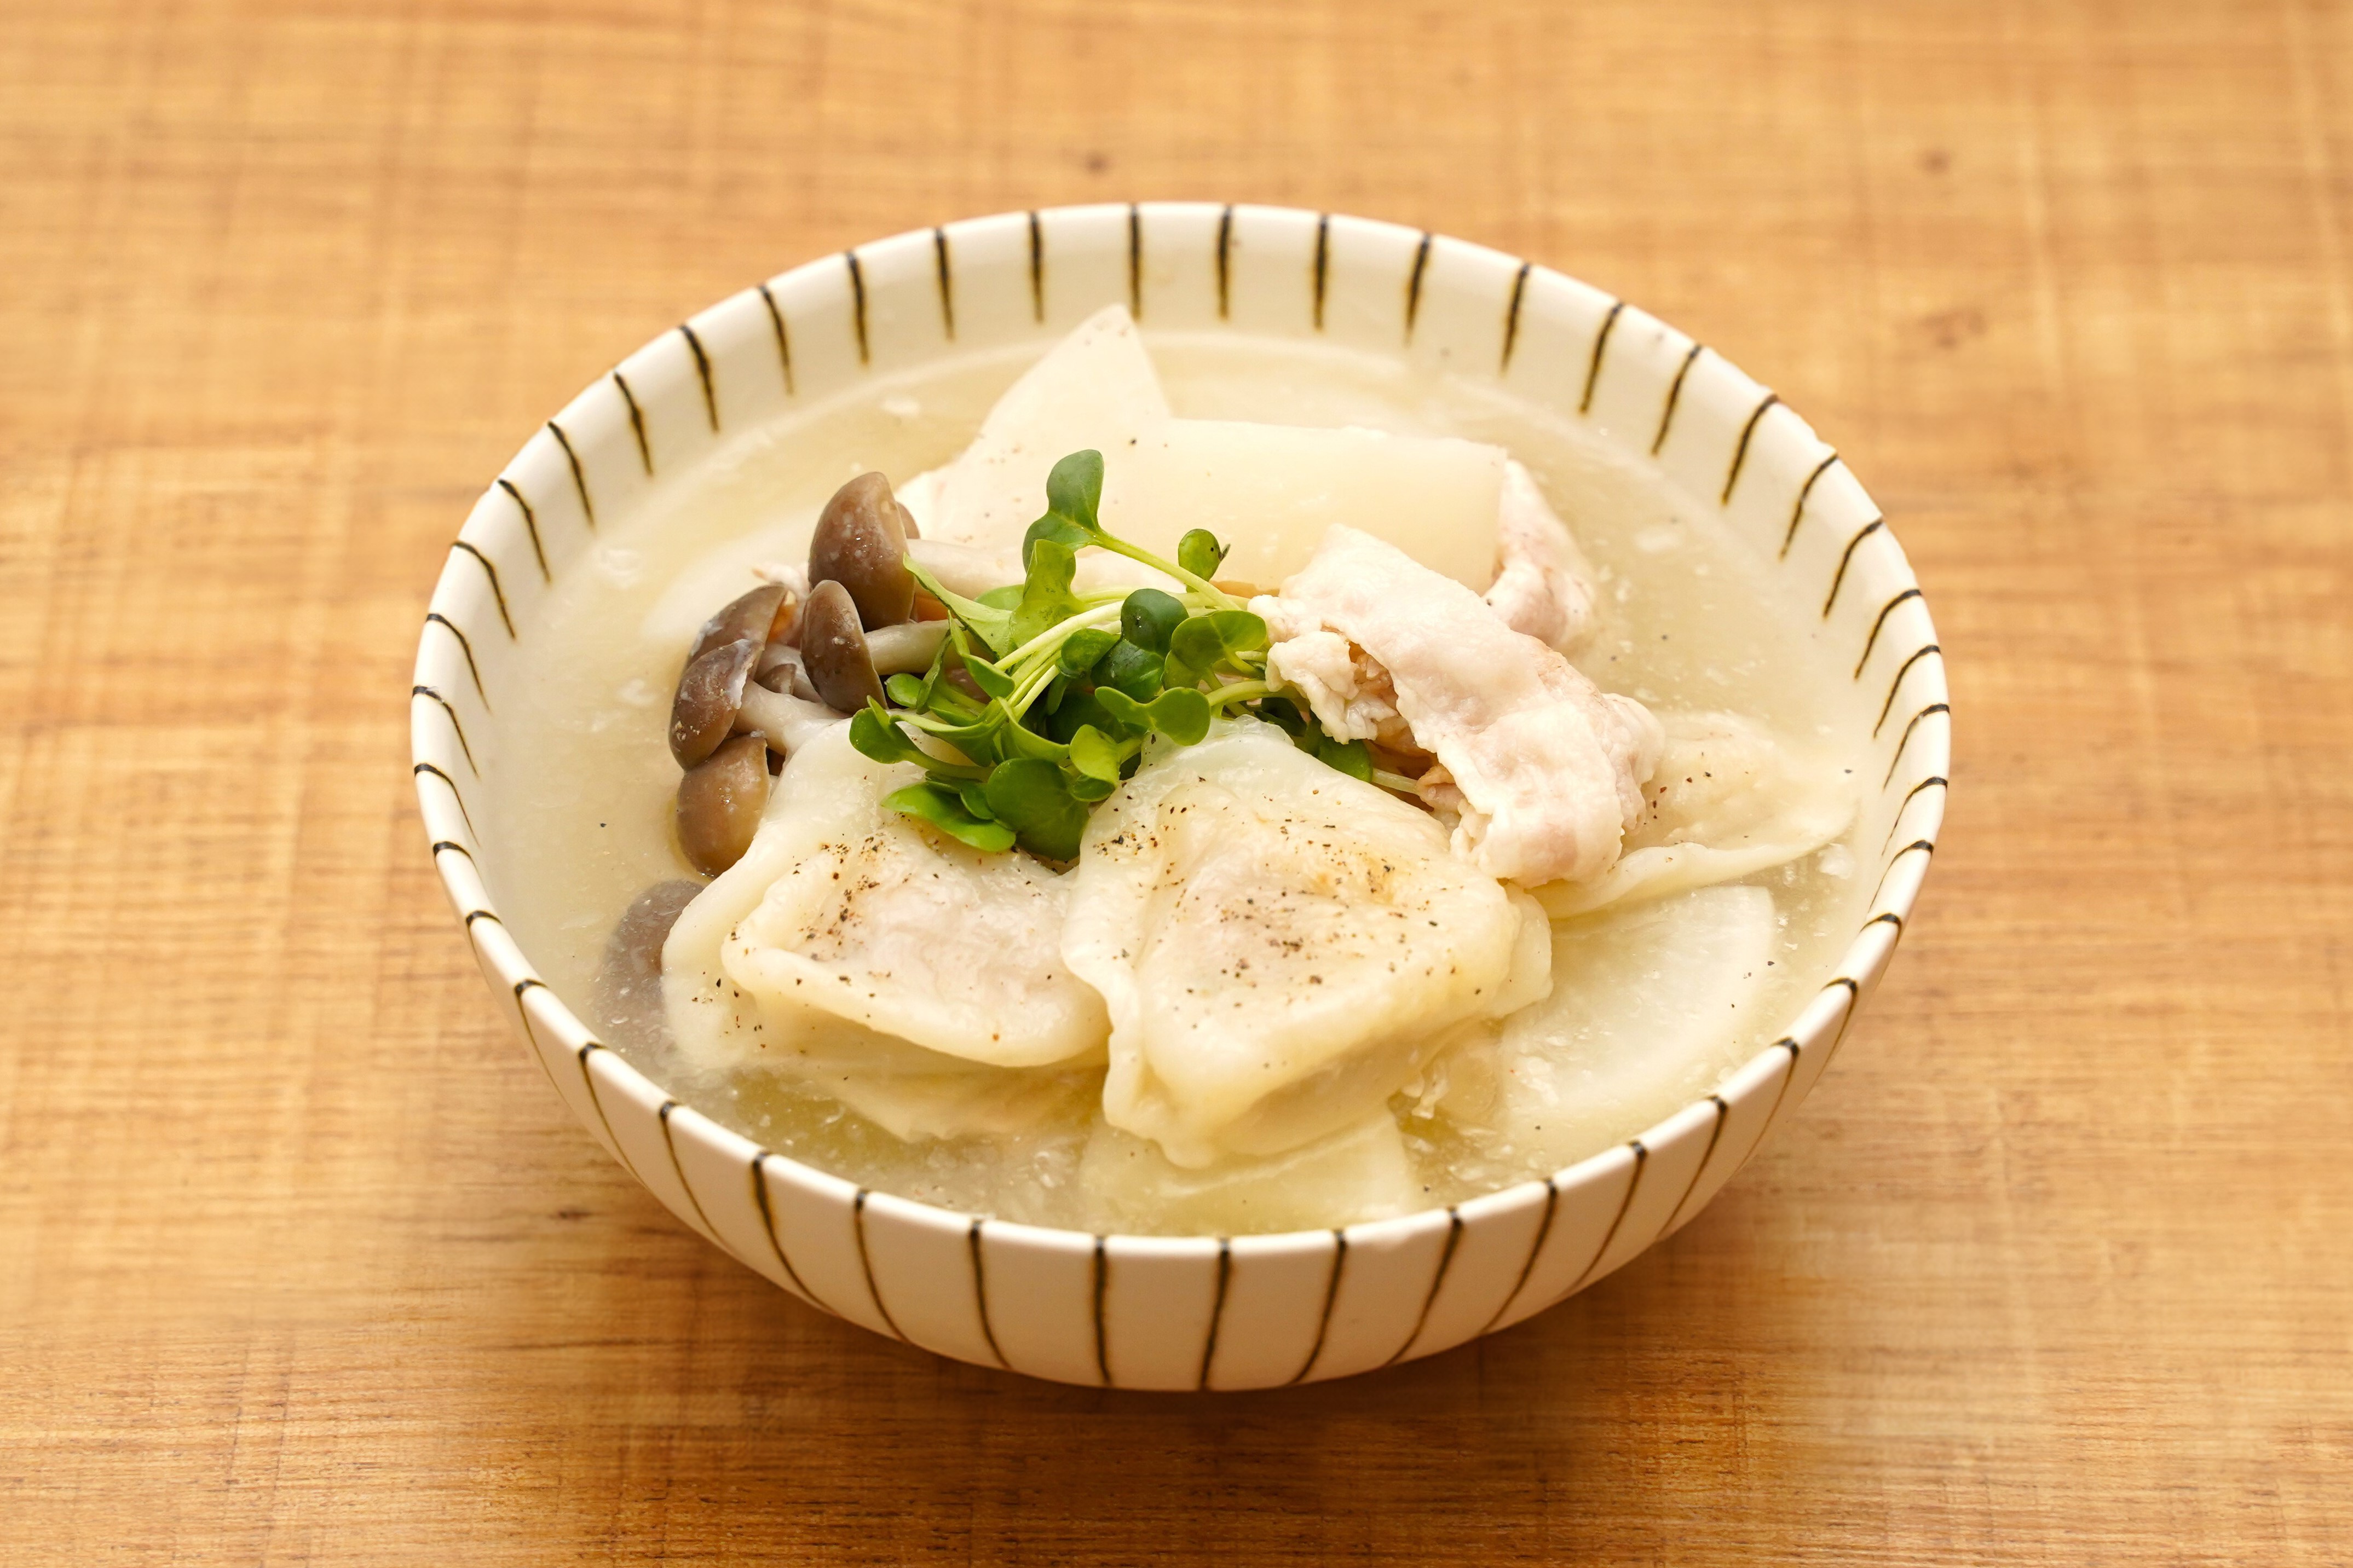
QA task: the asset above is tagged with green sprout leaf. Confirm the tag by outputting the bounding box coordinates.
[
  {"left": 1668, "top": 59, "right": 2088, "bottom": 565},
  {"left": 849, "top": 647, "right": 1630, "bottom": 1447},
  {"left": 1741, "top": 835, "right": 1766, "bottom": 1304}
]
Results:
[
  {"left": 1010, "top": 538, "right": 1087, "bottom": 647},
  {"left": 1023, "top": 512, "right": 1094, "bottom": 569},
  {"left": 1169, "top": 609, "right": 1269, "bottom": 677},
  {"left": 1314, "top": 732, "right": 1375, "bottom": 782},
  {"left": 984, "top": 758, "right": 1089, "bottom": 860},
  {"left": 1068, "top": 724, "right": 1124, "bottom": 784},
  {"left": 884, "top": 780, "right": 1016, "bottom": 852},
  {"left": 949, "top": 628, "right": 1018, "bottom": 700},
  {"left": 1044, "top": 685, "right": 1129, "bottom": 744},
  {"left": 1097, "top": 641, "right": 1165, "bottom": 701},
  {"left": 1096, "top": 685, "right": 1212, "bottom": 747},
  {"left": 1119, "top": 588, "right": 1187, "bottom": 655},
  {"left": 1057, "top": 627, "right": 1121, "bottom": 676},
  {"left": 884, "top": 672, "right": 930, "bottom": 708},
  {"left": 1069, "top": 772, "right": 1117, "bottom": 803},
  {"left": 903, "top": 559, "right": 1016, "bottom": 655},
  {"left": 956, "top": 782, "right": 996, "bottom": 821},
  {"left": 852, "top": 704, "right": 939, "bottom": 768},
  {"left": 1044, "top": 449, "right": 1106, "bottom": 531},
  {"left": 1177, "top": 528, "right": 1230, "bottom": 581},
  {"left": 977, "top": 583, "right": 1025, "bottom": 612}
]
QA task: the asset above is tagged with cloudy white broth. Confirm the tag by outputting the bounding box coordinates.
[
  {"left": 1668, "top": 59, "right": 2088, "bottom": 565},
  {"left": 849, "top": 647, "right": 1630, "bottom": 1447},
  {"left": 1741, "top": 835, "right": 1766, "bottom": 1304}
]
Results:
[{"left": 483, "top": 327, "right": 1872, "bottom": 1235}]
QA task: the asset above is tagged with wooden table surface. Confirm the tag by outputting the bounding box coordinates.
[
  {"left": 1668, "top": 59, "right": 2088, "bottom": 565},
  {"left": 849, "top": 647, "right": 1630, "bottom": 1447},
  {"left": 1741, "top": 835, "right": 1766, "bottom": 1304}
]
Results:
[{"left": 5, "top": 1, "right": 2350, "bottom": 1561}]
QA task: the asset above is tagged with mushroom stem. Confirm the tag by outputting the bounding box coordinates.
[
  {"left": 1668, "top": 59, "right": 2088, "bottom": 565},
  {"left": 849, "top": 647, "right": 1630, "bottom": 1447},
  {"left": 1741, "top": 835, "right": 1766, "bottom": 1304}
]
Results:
[
  {"left": 736, "top": 683, "right": 843, "bottom": 753},
  {"left": 865, "top": 619, "right": 950, "bottom": 675}
]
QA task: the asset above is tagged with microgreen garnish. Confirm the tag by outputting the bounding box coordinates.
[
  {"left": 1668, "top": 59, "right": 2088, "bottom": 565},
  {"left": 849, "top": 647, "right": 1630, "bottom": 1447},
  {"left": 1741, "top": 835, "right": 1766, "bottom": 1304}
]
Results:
[{"left": 850, "top": 448, "right": 1411, "bottom": 859}]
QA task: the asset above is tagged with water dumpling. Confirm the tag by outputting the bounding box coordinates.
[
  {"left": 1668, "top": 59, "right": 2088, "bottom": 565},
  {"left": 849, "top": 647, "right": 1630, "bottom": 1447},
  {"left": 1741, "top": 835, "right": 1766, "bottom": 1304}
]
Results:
[
  {"left": 662, "top": 724, "right": 1110, "bottom": 1138},
  {"left": 1062, "top": 717, "right": 1552, "bottom": 1169},
  {"left": 1536, "top": 710, "right": 1856, "bottom": 917}
]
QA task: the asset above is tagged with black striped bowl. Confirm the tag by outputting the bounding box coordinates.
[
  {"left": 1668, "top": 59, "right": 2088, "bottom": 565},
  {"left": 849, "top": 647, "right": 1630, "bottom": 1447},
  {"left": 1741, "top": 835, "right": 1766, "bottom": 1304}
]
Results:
[{"left": 412, "top": 204, "right": 1947, "bottom": 1388}]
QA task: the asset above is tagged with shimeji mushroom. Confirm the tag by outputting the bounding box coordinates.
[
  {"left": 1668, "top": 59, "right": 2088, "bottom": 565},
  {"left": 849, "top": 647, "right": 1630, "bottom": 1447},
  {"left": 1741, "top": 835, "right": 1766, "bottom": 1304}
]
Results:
[
  {"left": 674, "top": 734, "right": 772, "bottom": 876},
  {"left": 665, "top": 472, "right": 948, "bottom": 873},
  {"left": 809, "top": 471, "right": 918, "bottom": 628}
]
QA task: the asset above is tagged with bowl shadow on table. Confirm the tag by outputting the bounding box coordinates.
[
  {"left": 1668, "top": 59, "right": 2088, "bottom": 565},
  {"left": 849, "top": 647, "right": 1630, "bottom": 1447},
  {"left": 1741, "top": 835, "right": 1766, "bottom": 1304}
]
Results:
[{"left": 478, "top": 1150, "right": 1827, "bottom": 1562}]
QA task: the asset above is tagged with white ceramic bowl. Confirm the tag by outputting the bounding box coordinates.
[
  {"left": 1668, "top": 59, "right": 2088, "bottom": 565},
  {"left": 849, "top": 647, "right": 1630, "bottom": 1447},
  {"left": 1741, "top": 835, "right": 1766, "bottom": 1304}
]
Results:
[{"left": 412, "top": 204, "right": 1948, "bottom": 1390}]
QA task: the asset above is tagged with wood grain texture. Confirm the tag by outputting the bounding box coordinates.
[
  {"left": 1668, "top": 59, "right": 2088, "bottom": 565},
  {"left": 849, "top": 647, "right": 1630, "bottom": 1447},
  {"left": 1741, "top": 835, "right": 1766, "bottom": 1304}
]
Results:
[{"left": 3, "top": 0, "right": 2349, "bottom": 1561}]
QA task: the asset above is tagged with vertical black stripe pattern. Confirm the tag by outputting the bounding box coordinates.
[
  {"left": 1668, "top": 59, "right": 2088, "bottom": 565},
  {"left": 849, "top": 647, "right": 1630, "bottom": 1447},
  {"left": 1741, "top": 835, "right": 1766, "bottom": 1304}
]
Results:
[
  {"left": 967, "top": 1219, "right": 1007, "bottom": 1369},
  {"left": 1881, "top": 777, "right": 1950, "bottom": 853},
  {"left": 1758, "top": 1041, "right": 1805, "bottom": 1139},
  {"left": 1500, "top": 261, "right": 1532, "bottom": 372},
  {"left": 1579, "top": 300, "right": 1624, "bottom": 414},
  {"left": 844, "top": 251, "right": 869, "bottom": 365},
  {"left": 1721, "top": 392, "right": 1781, "bottom": 504},
  {"left": 1660, "top": 1097, "right": 1732, "bottom": 1236},
  {"left": 494, "top": 478, "right": 548, "bottom": 581},
  {"left": 410, "top": 686, "right": 476, "bottom": 776},
  {"left": 678, "top": 324, "right": 719, "bottom": 433},
  {"left": 1091, "top": 1236, "right": 1112, "bottom": 1387},
  {"left": 1855, "top": 587, "right": 1924, "bottom": 675},
  {"left": 449, "top": 542, "right": 513, "bottom": 638},
  {"left": 570, "top": 1040, "right": 644, "bottom": 1187},
  {"left": 656, "top": 1101, "right": 724, "bottom": 1245},
  {"left": 1781, "top": 452, "right": 1841, "bottom": 558},
  {"left": 1127, "top": 204, "right": 1143, "bottom": 320},
  {"left": 612, "top": 372, "right": 653, "bottom": 476},
  {"left": 1196, "top": 1240, "right": 1232, "bottom": 1391},
  {"left": 748, "top": 1155, "right": 821, "bottom": 1308},
  {"left": 1311, "top": 212, "right": 1330, "bottom": 330},
  {"left": 1384, "top": 1209, "right": 1465, "bottom": 1367},
  {"left": 1482, "top": 1178, "right": 1560, "bottom": 1333},
  {"left": 1652, "top": 342, "right": 1705, "bottom": 455},
  {"left": 1873, "top": 645, "right": 1944, "bottom": 735},
  {"left": 547, "top": 420, "right": 594, "bottom": 529},
  {"left": 428, "top": 839, "right": 475, "bottom": 865},
  {"left": 757, "top": 282, "right": 795, "bottom": 396},
  {"left": 1823, "top": 517, "right": 1887, "bottom": 618},
  {"left": 412, "top": 762, "right": 476, "bottom": 838},
  {"left": 1881, "top": 702, "right": 1950, "bottom": 786},
  {"left": 850, "top": 1190, "right": 904, "bottom": 1340},
  {"left": 1026, "top": 211, "right": 1045, "bottom": 322},
  {"left": 1869, "top": 840, "right": 1939, "bottom": 902},
  {"left": 1215, "top": 206, "right": 1234, "bottom": 320},
  {"left": 933, "top": 227, "right": 956, "bottom": 339},
  {"left": 1287, "top": 1231, "right": 1348, "bottom": 1385},
  {"left": 1565, "top": 1142, "right": 1649, "bottom": 1295},
  {"left": 423, "top": 613, "right": 487, "bottom": 708},
  {"left": 1404, "top": 232, "right": 1433, "bottom": 340},
  {"left": 499, "top": 975, "right": 566, "bottom": 1102}
]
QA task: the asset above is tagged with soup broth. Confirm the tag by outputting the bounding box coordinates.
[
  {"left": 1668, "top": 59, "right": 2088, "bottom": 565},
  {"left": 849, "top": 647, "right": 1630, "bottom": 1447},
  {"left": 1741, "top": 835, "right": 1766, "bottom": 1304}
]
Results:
[{"left": 482, "top": 333, "right": 1873, "bottom": 1233}]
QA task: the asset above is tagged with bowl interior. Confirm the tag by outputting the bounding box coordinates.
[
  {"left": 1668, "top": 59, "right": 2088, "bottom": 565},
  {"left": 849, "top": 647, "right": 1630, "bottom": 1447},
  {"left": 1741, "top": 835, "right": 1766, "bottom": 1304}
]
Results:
[{"left": 411, "top": 203, "right": 1946, "bottom": 1309}]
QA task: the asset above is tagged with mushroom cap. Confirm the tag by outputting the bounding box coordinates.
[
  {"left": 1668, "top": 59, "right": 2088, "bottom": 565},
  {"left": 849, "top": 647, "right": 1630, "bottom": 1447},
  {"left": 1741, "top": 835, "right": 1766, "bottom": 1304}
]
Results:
[
  {"left": 590, "top": 880, "right": 703, "bottom": 1043},
  {"left": 675, "top": 734, "right": 771, "bottom": 875},
  {"left": 810, "top": 472, "right": 915, "bottom": 629},
  {"left": 669, "top": 637, "right": 760, "bottom": 767},
  {"left": 688, "top": 582, "right": 799, "bottom": 667},
  {"left": 799, "top": 579, "right": 887, "bottom": 713}
]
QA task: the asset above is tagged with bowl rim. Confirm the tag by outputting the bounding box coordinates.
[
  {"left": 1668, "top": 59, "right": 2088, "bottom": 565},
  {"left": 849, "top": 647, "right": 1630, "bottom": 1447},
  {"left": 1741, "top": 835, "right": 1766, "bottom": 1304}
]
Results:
[{"left": 411, "top": 200, "right": 1948, "bottom": 1266}]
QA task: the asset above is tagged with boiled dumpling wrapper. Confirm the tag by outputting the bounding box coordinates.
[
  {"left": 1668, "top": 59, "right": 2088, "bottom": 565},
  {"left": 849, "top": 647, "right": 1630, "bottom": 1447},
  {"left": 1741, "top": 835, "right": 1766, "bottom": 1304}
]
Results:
[
  {"left": 1429, "top": 883, "right": 1780, "bottom": 1173},
  {"left": 1062, "top": 717, "right": 1552, "bottom": 1169},
  {"left": 1536, "top": 710, "right": 1856, "bottom": 917},
  {"left": 662, "top": 724, "right": 1109, "bottom": 1140},
  {"left": 1079, "top": 1113, "right": 1418, "bottom": 1236}
]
